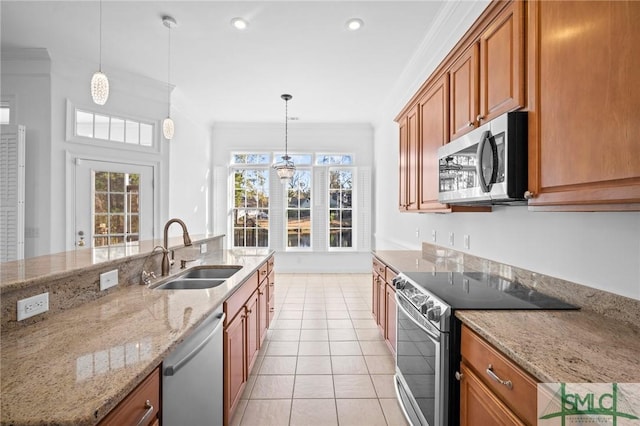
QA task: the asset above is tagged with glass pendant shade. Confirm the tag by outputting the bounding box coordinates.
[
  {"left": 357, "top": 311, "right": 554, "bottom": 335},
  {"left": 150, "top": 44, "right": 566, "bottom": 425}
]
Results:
[
  {"left": 274, "top": 156, "right": 295, "bottom": 183},
  {"left": 163, "top": 117, "right": 175, "bottom": 140},
  {"left": 91, "top": 71, "right": 110, "bottom": 105}
]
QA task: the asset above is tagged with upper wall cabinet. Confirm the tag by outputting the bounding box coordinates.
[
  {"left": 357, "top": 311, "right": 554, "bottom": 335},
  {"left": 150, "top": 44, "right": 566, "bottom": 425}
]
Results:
[
  {"left": 527, "top": 0, "right": 640, "bottom": 210},
  {"left": 449, "top": 0, "right": 524, "bottom": 140}
]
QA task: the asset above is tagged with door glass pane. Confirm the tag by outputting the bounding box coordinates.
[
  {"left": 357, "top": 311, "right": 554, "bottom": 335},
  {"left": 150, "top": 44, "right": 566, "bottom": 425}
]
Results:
[{"left": 92, "top": 172, "right": 140, "bottom": 250}]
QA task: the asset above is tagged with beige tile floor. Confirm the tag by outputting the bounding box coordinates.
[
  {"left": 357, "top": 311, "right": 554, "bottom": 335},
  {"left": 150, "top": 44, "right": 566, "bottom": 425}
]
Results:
[{"left": 230, "top": 273, "right": 410, "bottom": 426}]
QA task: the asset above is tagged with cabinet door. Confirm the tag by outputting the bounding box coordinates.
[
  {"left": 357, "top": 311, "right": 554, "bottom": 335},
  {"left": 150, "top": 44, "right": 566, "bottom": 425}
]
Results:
[
  {"left": 398, "top": 117, "right": 409, "bottom": 210},
  {"left": 459, "top": 363, "right": 525, "bottom": 426},
  {"left": 224, "top": 312, "right": 246, "bottom": 423},
  {"left": 372, "top": 273, "right": 380, "bottom": 321},
  {"left": 528, "top": 0, "right": 640, "bottom": 209},
  {"left": 419, "top": 74, "right": 450, "bottom": 210},
  {"left": 377, "top": 276, "right": 386, "bottom": 335},
  {"left": 479, "top": 0, "right": 524, "bottom": 124},
  {"left": 407, "top": 106, "right": 419, "bottom": 210},
  {"left": 385, "top": 284, "right": 397, "bottom": 355},
  {"left": 258, "top": 280, "right": 268, "bottom": 346},
  {"left": 267, "top": 270, "right": 275, "bottom": 326},
  {"left": 246, "top": 291, "right": 260, "bottom": 373},
  {"left": 450, "top": 43, "right": 479, "bottom": 140}
]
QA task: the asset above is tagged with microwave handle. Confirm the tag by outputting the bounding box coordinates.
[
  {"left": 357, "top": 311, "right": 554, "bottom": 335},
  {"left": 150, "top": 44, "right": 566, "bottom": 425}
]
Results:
[{"left": 477, "top": 130, "right": 499, "bottom": 193}]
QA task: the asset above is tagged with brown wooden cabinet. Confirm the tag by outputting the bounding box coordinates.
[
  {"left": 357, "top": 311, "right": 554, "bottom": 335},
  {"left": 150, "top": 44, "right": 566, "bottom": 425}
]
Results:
[
  {"left": 371, "top": 256, "right": 397, "bottom": 355},
  {"left": 223, "top": 256, "right": 275, "bottom": 424},
  {"left": 399, "top": 105, "right": 420, "bottom": 211},
  {"left": 419, "top": 74, "right": 450, "bottom": 211},
  {"left": 450, "top": 0, "right": 524, "bottom": 139},
  {"left": 459, "top": 325, "right": 537, "bottom": 426},
  {"left": 99, "top": 367, "right": 160, "bottom": 426},
  {"left": 450, "top": 43, "right": 479, "bottom": 140},
  {"left": 527, "top": 0, "right": 640, "bottom": 210}
]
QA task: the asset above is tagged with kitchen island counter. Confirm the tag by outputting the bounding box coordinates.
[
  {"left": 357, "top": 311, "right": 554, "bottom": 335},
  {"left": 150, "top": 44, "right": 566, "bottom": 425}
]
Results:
[{"left": 0, "top": 248, "right": 272, "bottom": 426}]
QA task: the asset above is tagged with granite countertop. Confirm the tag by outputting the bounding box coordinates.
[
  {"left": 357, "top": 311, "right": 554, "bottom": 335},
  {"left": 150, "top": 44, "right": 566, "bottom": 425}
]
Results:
[
  {"left": 373, "top": 249, "right": 640, "bottom": 384},
  {"left": 0, "top": 249, "right": 272, "bottom": 426}
]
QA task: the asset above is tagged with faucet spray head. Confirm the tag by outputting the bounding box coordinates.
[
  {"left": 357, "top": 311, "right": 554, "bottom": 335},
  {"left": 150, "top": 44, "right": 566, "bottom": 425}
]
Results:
[{"left": 183, "top": 232, "right": 192, "bottom": 246}]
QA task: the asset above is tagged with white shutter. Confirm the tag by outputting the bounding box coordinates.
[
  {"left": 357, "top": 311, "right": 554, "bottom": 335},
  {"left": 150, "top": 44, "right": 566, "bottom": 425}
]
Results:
[
  {"left": 269, "top": 168, "right": 285, "bottom": 251},
  {"left": 357, "top": 167, "right": 372, "bottom": 251},
  {"left": 0, "top": 125, "right": 25, "bottom": 261},
  {"left": 312, "top": 167, "right": 327, "bottom": 251}
]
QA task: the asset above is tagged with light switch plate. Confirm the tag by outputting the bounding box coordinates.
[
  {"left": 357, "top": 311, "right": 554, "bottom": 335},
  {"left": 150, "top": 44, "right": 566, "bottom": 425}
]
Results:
[
  {"left": 100, "top": 269, "right": 118, "bottom": 291},
  {"left": 17, "top": 292, "right": 49, "bottom": 321},
  {"left": 464, "top": 234, "right": 470, "bottom": 249},
  {"left": 200, "top": 243, "right": 208, "bottom": 254}
]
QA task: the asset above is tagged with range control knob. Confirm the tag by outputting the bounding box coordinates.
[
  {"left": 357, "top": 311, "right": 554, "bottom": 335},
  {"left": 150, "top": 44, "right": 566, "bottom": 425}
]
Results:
[
  {"left": 394, "top": 278, "right": 406, "bottom": 290},
  {"left": 427, "top": 306, "right": 442, "bottom": 322},
  {"left": 420, "top": 300, "right": 434, "bottom": 314}
]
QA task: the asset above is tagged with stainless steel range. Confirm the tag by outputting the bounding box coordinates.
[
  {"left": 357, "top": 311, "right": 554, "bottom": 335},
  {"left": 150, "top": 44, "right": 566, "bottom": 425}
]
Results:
[{"left": 392, "top": 271, "right": 578, "bottom": 426}]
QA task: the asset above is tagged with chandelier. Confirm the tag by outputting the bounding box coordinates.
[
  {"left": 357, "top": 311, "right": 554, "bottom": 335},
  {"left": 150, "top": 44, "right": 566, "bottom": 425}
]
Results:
[{"left": 273, "top": 94, "right": 295, "bottom": 183}]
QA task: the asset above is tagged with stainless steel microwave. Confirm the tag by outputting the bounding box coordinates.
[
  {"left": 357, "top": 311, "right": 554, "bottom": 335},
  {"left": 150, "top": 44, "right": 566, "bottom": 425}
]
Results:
[{"left": 438, "top": 111, "right": 528, "bottom": 205}]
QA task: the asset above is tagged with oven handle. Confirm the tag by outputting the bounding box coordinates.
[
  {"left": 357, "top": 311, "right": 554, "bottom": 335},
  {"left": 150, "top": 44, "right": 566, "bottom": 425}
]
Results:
[{"left": 396, "top": 293, "right": 441, "bottom": 342}]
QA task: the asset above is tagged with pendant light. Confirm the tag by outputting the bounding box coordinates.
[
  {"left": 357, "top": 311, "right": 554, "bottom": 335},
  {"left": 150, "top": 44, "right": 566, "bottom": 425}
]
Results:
[
  {"left": 162, "top": 16, "right": 176, "bottom": 140},
  {"left": 90, "top": 0, "right": 109, "bottom": 105},
  {"left": 273, "top": 94, "right": 295, "bottom": 184}
]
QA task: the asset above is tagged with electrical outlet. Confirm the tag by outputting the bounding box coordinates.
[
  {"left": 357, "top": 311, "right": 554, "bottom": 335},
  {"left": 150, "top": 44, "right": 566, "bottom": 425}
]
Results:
[
  {"left": 100, "top": 269, "right": 118, "bottom": 291},
  {"left": 200, "top": 243, "right": 208, "bottom": 254},
  {"left": 17, "top": 292, "right": 49, "bottom": 321},
  {"left": 464, "top": 234, "right": 470, "bottom": 250},
  {"left": 431, "top": 229, "right": 437, "bottom": 242},
  {"left": 449, "top": 232, "right": 455, "bottom": 246},
  {"left": 415, "top": 228, "right": 420, "bottom": 238}
]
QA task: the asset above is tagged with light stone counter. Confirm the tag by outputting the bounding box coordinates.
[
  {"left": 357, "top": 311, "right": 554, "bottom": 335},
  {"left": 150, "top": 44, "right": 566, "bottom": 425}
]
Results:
[
  {"left": 374, "top": 246, "right": 640, "bottom": 385},
  {"left": 456, "top": 310, "right": 640, "bottom": 383},
  {"left": 0, "top": 249, "right": 272, "bottom": 426}
]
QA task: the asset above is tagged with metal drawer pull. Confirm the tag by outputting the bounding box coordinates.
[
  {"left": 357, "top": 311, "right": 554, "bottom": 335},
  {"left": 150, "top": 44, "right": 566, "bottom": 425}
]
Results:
[
  {"left": 136, "top": 400, "right": 154, "bottom": 426},
  {"left": 486, "top": 364, "right": 513, "bottom": 389}
]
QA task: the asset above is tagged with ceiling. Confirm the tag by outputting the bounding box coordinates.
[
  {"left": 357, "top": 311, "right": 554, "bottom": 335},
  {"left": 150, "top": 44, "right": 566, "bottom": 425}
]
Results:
[{"left": 2, "top": 1, "right": 455, "bottom": 125}]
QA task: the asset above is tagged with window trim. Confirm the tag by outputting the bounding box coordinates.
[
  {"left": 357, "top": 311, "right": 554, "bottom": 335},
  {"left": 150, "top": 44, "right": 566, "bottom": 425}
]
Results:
[{"left": 65, "top": 99, "right": 161, "bottom": 153}]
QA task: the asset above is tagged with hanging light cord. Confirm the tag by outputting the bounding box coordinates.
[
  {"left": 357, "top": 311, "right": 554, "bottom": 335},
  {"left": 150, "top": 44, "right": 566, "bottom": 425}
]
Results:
[
  {"left": 98, "top": 0, "right": 102, "bottom": 71},
  {"left": 167, "top": 22, "right": 171, "bottom": 118},
  {"left": 284, "top": 98, "right": 289, "bottom": 159}
]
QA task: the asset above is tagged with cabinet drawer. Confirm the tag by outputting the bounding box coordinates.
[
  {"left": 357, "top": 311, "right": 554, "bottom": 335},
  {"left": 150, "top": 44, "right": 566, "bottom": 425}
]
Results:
[
  {"left": 100, "top": 367, "right": 160, "bottom": 426},
  {"left": 224, "top": 271, "right": 259, "bottom": 323},
  {"left": 258, "top": 262, "right": 269, "bottom": 284},
  {"left": 385, "top": 268, "right": 398, "bottom": 285},
  {"left": 372, "top": 257, "right": 386, "bottom": 280},
  {"left": 461, "top": 325, "right": 537, "bottom": 425}
]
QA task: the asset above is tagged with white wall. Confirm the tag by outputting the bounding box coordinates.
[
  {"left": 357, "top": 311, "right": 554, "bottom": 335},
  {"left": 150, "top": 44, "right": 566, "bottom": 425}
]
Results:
[
  {"left": 211, "top": 122, "right": 374, "bottom": 272},
  {"left": 1, "top": 49, "right": 52, "bottom": 258},
  {"left": 167, "top": 88, "right": 212, "bottom": 237},
  {"left": 372, "top": 1, "right": 640, "bottom": 300}
]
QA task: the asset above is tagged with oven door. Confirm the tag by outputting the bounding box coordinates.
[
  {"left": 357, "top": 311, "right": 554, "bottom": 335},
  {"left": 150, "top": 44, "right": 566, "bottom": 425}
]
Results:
[{"left": 395, "top": 292, "right": 448, "bottom": 426}]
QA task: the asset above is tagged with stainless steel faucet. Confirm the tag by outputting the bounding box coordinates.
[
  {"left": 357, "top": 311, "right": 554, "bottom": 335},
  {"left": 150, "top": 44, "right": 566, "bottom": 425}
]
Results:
[{"left": 162, "top": 218, "right": 192, "bottom": 276}]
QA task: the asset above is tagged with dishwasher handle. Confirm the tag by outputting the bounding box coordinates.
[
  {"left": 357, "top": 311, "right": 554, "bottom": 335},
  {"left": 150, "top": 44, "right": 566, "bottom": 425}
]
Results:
[{"left": 164, "top": 312, "right": 225, "bottom": 377}]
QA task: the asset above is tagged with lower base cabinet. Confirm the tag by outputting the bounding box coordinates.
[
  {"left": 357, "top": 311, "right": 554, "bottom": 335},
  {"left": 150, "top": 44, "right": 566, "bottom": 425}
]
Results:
[
  {"left": 459, "top": 325, "right": 537, "bottom": 425},
  {"left": 223, "top": 255, "right": 275, "bottom": 424},
  {"left": 99, "top": 367, "right": 160, "bottom": 426}
]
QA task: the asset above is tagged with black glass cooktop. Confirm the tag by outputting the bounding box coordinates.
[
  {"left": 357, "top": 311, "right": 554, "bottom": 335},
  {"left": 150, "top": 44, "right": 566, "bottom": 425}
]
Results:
[{"left": 402, "top": 271, "right": 579, "bottom": 310}]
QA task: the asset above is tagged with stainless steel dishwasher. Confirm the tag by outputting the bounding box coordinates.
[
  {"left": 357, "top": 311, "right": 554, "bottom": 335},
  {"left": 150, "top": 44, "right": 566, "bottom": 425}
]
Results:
[{"left": 162, "top": 307, "right": 225, "bottom": 426}]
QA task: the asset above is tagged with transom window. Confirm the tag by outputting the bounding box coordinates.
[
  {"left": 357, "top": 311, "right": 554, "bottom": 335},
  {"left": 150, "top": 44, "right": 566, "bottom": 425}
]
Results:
[{"left": 75, "top": 109, "right": 153, "bottom": 146}]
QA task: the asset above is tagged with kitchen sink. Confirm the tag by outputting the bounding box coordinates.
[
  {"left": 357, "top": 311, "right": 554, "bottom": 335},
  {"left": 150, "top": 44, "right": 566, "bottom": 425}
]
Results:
[
  {"left": 180, "top": 266, "right": 242, "bottom": 279},
  {"left": 154, "top": 278, "right": 227, "bottom": 290}
]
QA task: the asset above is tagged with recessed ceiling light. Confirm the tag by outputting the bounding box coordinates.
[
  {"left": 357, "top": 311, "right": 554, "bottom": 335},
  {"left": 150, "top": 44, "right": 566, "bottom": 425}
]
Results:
[
  {"left": 231, "top": 17, "right": 248, "bottom": 30},
  {"left": 346, "top": 18, "right": 364, "bottom": 31}
]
